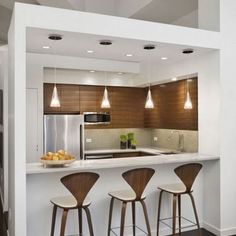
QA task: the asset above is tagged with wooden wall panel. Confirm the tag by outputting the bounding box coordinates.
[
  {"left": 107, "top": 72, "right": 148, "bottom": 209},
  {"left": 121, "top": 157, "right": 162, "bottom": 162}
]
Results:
[
  {"left": 144, "top": 77, "right": 198, "bottom": 130},
  {"left": 43, "top": 77, "right": 198, "bottom": 130}
]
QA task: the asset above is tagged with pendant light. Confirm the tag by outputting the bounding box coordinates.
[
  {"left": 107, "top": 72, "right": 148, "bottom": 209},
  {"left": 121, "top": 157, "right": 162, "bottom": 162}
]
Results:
[
  {"left": 100, "top": 40, "right": 112, "bottom": 109},
  {"left": 50, "top": 68, "right": 60, "bottom": 107},
  {"left": 184, "top": 79, "right": 193, "bottom": 110},
  {"left": 48, "top": 34, "right": 62, "bottom": 108},
  {"left": 145, "top": 84, "right": 154, "bottom": 109},
  {"left": 144, "top": 44, "right": 156, "bottom": 109}
]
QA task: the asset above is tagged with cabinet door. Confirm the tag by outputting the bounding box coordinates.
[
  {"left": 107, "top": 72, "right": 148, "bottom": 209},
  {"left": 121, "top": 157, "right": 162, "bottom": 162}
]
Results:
[{"left": 26, "top": 88, "right": 38, "bottom": 163}]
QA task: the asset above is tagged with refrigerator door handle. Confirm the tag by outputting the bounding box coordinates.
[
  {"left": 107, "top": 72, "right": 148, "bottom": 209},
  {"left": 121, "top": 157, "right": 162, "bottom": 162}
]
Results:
[{"left": 80, "top": 124, "right": 84, "bottom": 160}]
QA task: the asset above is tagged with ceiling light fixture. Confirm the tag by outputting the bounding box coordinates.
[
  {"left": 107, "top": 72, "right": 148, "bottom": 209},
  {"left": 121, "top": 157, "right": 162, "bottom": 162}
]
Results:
[
  {"left": 182, "top": 48, "right": 194, "bottom": 54},
  {"left": 126, "top": 53, "right": 133, "bottom": 57},
  {"left": 100, "top": 40, "right": 112, "bottom": 109},
  {"left": 161, "top": 57, "right": 168, "bottom": 60},
  {"left": 89, "top": 70, "right": 95, "bottom": 73},
  {"left": 87, "top": 50, "right": 94, "bottom": 54},
  {"left": 117, "top": 72, "right": 124, "bottom": 75},
  {"left": 144, "top": 44, "right": 155, "bottom": 109},
  {"left": 48, "top": 34, "right": 62, "bottom": 108},
  {"left": 184, "top": 79, "right": 193, "bottom": 109},
  {"left": 171, "top": 77, "right": 177, "bottom": 81},
  {"left": 43, "top": 46, "right": 50, "bottom": 49}
]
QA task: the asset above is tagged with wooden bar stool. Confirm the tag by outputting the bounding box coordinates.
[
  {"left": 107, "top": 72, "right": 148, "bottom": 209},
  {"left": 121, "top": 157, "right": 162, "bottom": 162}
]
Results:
[
  {"left": 107, "top": 168, "right": 155, "bottom": 236},
  {"left": 50, "top": 172, "right": 99, "bottom": 236},
  {"left": 156, "top": 163, "right": 202, "bottom": 236}
]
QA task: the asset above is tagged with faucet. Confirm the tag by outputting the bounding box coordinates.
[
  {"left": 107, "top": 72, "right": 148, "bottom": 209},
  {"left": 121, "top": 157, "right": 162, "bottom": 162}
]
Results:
[{"left": 167, "top": 130, "right": 184, "bottom": 152}]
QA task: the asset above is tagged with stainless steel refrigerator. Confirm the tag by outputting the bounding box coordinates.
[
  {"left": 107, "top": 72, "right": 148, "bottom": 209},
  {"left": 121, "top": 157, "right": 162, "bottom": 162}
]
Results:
[{"left": 44, "top": 114, "right": 84, "bottom": 159}]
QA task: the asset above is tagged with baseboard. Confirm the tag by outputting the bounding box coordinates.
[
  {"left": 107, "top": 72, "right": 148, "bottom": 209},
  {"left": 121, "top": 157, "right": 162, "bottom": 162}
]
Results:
[
  {"left": 203, "top": 221, "right": 236, "bottom": 236},
  {"left": 202, "top": 222, "right": 221, "bottom": 236}
]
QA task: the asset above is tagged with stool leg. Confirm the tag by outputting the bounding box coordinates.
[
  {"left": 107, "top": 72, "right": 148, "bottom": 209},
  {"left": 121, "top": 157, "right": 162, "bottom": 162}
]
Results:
[
  {"left": 188, "top": 193, "right": 200, "bottom": 229},
  {"left": 108, "top": 197, "right": 114, "bottom": 236},
  {"left": 120, "top": 202, "right": 127, "bottom": 236},
  {"left": 140, "top": 200, "right": 151, "bottom": 236},
  {"left": 178, "top": 195, "right": 181, "bottom": 234},
  {"left": 60, "top": 209, "right": 68, "bottom": 236},
  {"left": 132, "top": 202, "right": 136, "bottom": 236},
  {"left": 78, "top": 208, "right": 83, "bottom": 236},
  {"left": 84, "top": 207, "right": 94, "bottom": 236},
  {"left": 50, "top": 205, "right": 57, "bottom": 236},
  {"left": 172, "top": 195, "right": 177, "bottom": 236},
  {"left": 156, "top": 190, "right": 163, "bottom": 236}
]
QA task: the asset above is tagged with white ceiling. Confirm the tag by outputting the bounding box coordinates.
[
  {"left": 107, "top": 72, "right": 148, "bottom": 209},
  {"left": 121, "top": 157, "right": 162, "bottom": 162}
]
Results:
[
  {"left": 131, "top": 0, "right": 198, "bottom": 23},
  {"left": 26, "top": 28, "right": 213, "bottom": 66},
  {"left": 0, "top": 0, "right": 198, "bottom": 44}
]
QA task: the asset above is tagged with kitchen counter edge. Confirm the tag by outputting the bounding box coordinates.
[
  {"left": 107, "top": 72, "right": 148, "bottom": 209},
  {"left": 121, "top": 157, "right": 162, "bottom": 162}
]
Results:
[{"left": 26, "top": 153, "right": 220, "bottom": 175}]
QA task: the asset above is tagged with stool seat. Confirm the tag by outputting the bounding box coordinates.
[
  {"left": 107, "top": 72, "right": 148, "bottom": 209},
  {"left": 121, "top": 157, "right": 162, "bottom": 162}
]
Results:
[
  {"left": 109, "top": 189, "right": 146, "bottom": 201},
  {"left": 51, "top": 195, "right": 91, "bottom": 208},
  {"left": 158, "top": 183, "right": 187, "bottom": 194}
]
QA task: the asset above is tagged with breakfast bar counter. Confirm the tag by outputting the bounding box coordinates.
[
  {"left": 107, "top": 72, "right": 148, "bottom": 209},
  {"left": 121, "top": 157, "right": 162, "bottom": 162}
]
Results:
[
  {"left": 26, "top": 152, "right": 220, "bottom": 236},
  {"left": 26, "top": 152, "right": 219, "bottom": 174}
]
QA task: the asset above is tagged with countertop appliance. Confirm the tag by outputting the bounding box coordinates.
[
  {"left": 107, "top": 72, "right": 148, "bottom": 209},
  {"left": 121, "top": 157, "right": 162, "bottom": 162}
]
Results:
[
  {"left": 84, "top": 112, "right": 110, "bottom": 125},
  {"left": 44, "top": 114, "right": 84, "bottom": 159}
]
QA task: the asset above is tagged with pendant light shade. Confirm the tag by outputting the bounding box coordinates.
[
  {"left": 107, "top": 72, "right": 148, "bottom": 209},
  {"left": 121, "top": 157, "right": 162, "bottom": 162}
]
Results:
[
  {"left": 184, "top": 80, "right": 193, "bottom": 110},
  {"left": 50, "top": 85, "right": 60, "bottom": 107},
  {"left": 101, "top": 87, "right": 110, "bottom": 108},
  {"left": 145, "top": 87, "right": 154, "bottom": 109}
]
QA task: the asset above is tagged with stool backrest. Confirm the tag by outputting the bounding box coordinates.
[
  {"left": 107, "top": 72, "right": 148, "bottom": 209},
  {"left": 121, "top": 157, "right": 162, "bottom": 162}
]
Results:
[
  {"left": 174, "top": 163, "right": 202, "bottom": 193},
  {"left": 122, "top": 168, "right": 155, "bottom": 200},
  {"left": 61, "top": 172, "right": 99, "bottom": 207}
]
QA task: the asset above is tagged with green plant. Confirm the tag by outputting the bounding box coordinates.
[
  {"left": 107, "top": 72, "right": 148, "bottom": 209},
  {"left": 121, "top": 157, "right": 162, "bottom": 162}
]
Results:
[
  {"left": 131, "top": 139, "right": 137, "bottom": 146},
  {"left": 127, "top": 133, "right": 134, "bottom": 140},
  {"left": 120, "top": 134, "right": 127, "bottom": 142}
]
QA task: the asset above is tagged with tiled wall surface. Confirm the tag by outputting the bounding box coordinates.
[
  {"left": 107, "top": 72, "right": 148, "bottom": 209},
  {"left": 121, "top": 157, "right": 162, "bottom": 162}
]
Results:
[
  {"left": 151, "top": 129, "right": 198, "bottom": 153},
  {"left": 84, "top": 128, "right": 198, "bottom": 152},
  {"left": 84, "top": 128, "right": 152, "bottom": 150}
]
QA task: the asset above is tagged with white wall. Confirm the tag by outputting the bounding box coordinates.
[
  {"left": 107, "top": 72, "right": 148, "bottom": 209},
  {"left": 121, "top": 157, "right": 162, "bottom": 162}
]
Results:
[
  {"left": 219, "top": 1, "right": 236, "bottom": 235},
  {"left": 172, "top": 9, "right": 198, "bottom": 28},
  {"left": 8, "top": 8, "right": 27, "bottom": 236},
  {"left": 198, "top": 0, "right": 220, "bottom": 31},
  {"left": 0, "top": 45, "right": 8, "bottom": 212}
]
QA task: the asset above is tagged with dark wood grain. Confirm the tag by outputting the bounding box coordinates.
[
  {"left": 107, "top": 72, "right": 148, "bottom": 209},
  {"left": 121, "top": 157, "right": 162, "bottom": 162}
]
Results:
[{"left": 43, "top": 77, "right": 198, "bottom": 130}]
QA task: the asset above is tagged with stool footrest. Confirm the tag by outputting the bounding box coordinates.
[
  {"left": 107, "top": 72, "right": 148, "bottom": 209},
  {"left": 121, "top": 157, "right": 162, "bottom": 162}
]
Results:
[
  {"left": 159, "top": 216, "right": 198, "bottom": 230},
  {"left": 110, "top": 225, "right": 148, "bottom": 235}
]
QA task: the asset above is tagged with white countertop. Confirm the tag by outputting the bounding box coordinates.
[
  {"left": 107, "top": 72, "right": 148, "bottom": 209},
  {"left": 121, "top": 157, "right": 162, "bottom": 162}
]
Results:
[{"left": 26, "top": 152, "right": 219, "bottom": 175}]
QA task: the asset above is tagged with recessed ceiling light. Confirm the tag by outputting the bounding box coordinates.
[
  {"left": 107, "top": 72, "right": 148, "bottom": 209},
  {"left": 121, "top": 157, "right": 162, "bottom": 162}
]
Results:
[
  {"left": 182, "top": 49, "right": 194, "bottom": 54},
  {"left": 126, "top": 54, "right": 133, "bottom": 57},
  {"left": 171, "top": 77, "right": 177, "bottom": 81},
  {"left": 161, "top": 57, "right": 168, "bottom": 60},
  {"left": 89, "top": 70, "right": 95, "bottom": 73},
  {"left": 117, "top": 72, "right": 124, "bottom": 75},
  {"left": 143, "top": 44, "right": 156, "bottom": 50},
  {"left": 87, "top": 50, "right": 94, "bottom": 54},
  {"left": 43, "top": 46, "right": 50, "bottom": 49}
]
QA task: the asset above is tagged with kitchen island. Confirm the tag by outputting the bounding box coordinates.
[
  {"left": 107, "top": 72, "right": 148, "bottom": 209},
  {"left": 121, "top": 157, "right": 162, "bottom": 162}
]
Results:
[{"left": 26, "top": 151, "right": 219, "bottom": 236}]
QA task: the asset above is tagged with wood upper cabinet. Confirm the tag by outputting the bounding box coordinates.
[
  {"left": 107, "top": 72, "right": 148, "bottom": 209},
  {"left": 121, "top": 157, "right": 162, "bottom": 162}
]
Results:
[
  {"left": 111, "top": 87, "right": 145, "bottom": 128},
  {"left": 43, "top": 78, "right": 198, "bottom": 130},
  {"left": 44, "top": 83, "right": 80, "bottom": 113},
  {"left": 144, "top": 78, "right": 198, "bottom": 130}
]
